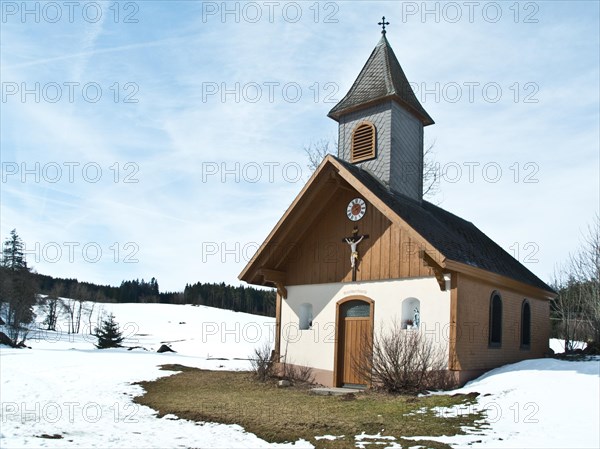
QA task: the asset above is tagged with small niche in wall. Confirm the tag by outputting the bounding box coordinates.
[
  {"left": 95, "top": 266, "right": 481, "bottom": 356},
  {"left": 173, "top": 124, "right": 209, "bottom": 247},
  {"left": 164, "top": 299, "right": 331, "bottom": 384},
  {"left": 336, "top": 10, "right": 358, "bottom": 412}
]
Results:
[
  {"left": 299, "top": 302, "right": 313, "bottom": 330},
  {"left": 401, "top": 297, "right": 420, "bottom": 330}
]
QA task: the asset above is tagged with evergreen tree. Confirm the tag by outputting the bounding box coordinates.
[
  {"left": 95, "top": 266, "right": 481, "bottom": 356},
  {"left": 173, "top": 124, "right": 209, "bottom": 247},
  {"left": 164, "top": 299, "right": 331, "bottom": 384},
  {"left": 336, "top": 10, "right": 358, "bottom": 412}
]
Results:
[
  {"left": 0, "top": 229, "right": 37, "bottom": 345},
  {"left": 95, "top": 313, "right": 124, "bottom": 349},
  {"left": 2, "top": 229, "right": 27, "bottom": 270}
]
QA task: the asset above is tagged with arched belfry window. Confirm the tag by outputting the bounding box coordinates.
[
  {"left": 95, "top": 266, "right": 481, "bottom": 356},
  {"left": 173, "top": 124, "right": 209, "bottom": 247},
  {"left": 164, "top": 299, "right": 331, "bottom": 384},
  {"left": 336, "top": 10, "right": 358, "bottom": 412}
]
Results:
[
  {"left": 521, "top": 300, "right": 531, "bottom": 349},
  {"left": 489, "top": 292, "right": 502, "bottom": 347},
  {"left": 351, "top": 122, "right": 376, "bottom": 163}
]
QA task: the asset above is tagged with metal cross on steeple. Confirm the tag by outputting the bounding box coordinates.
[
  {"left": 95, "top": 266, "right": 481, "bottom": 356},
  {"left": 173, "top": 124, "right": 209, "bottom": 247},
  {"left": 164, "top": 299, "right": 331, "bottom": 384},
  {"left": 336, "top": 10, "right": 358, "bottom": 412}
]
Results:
[{"left": 378, "top": 16, "right": 390, "bottom": 34}]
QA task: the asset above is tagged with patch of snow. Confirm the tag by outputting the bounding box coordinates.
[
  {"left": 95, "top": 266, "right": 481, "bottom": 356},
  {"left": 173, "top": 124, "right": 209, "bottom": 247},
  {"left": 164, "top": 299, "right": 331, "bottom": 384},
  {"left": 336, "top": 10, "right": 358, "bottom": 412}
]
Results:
[
  {"left": 355, "top": 432, "right": 399, "bottom": 448},
  {"left": 549, "top": 338, "right": 586, "bottom": 353},
  {"left": 315, "top": 434, "right": 344, "bottom": 441},
  {"left": 403, "top": 406, "right": 428, "bottom": 417},
  {"left": 431, "top": 403, "right": 479, "bottom": 419},
  {"left": 1, "top": 302, "right": 312, "bottom": 448},
  {"left": 421, "top": 357, "right": 600, "bottom": 448}
]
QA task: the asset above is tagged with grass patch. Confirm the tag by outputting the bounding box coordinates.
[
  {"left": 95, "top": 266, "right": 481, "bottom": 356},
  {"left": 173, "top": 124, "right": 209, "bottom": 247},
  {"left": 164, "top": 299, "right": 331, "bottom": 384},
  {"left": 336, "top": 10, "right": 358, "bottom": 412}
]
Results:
[{"left": 134, "top": 365, "right": 484, "bottom": 449}]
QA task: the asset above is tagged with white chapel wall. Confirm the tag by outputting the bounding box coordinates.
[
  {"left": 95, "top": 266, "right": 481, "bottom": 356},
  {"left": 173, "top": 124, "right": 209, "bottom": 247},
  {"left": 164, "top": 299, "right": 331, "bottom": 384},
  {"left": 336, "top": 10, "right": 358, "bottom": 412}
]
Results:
[{"left": 280, "top": 277, "right": 451, "bottom": 372}]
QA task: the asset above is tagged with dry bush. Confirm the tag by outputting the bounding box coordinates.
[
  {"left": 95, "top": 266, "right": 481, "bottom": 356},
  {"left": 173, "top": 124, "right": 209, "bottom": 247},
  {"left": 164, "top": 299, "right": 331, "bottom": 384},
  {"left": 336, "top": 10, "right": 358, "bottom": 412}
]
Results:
[
  {"left": 282, "top": 362, "right": 315, "bottom": 385},
  {"left": 250, "top": 342, "right": 274, "bottom": 382},
  {"left": 355, "top": 321, "right": 448, "bottom": 394}
]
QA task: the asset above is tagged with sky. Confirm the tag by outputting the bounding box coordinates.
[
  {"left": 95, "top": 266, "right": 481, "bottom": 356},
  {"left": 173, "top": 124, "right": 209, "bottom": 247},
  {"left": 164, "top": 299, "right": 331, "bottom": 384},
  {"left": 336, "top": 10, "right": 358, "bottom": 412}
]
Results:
[{"left": 1, "top": 1, "right": 599, "bottom": 292}]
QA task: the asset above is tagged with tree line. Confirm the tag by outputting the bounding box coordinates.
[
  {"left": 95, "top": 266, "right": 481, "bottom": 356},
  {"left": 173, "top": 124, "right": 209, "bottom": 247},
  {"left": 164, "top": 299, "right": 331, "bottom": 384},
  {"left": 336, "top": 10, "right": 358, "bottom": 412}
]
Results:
[
  {"left": 183, "top": 281, "right": 275, "bottom": 316},
  {"left": 33, "top": 274, "right": 275, "bottom": 317},
  {"left": 0, "top": 229, "right": 275, "bottom": 346}
]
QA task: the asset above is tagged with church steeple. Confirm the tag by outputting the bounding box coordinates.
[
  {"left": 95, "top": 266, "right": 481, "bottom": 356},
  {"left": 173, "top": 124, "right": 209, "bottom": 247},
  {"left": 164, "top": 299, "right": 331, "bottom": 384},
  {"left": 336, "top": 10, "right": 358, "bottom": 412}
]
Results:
[
  {"left": 328, "top": 33, "right": 433, "bottom": 125},
  {"left": 328, "top": 31, "right": 433, "bottom": 202}
]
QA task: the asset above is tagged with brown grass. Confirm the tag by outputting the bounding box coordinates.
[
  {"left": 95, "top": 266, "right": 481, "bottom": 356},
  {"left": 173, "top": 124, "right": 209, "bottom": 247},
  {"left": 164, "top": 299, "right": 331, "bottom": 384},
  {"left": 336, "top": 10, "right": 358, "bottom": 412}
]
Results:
[{"left": 134, "top": 365, "right": 484, "bottom": 449}]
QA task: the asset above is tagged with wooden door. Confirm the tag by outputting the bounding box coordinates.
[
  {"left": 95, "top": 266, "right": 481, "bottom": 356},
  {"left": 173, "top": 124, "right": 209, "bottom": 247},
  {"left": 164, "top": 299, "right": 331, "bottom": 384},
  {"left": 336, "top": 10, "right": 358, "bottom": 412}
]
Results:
[{"left": 337, "top": 299, "right": 372, "bottom": 387}]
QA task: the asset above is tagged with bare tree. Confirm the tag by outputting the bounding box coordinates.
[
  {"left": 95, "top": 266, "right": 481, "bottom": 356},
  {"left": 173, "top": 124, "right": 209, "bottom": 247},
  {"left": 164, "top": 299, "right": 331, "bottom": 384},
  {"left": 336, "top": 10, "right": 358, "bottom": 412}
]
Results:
[
  {"left": 552, "top": 214, "right": 600, "bottom": 350},
  {"left": 304, "top": 139, "right": 335, "bottom": 171},
  {"left": 250, "top": 342, "right": 274, "bottom": 382},
  {"left": 422, "top": 141, "right": 440, "bottom": 199},
  {"left": 61, "top": 298, "right": 76, "bottom": 334},
  {"left": 355, "top": 320, "right": 448, "bottom": 393},
  {"left": 551, "top": 267, "right": 587, "bottom": 351},
  {"left": 85, "top": 301, "right": 96, "bottom": 335},
  {"left": 580, "top": 214, "right": 600, "bottom": 343},
  {"left": 41, "top": 294, "right": 61, "bottom": 331},
  {"left": 304, "top": 139, "right": 440, "bottom": 201},
  {"left": 68, "top": 284, "right": 94, "bottom": 334},
  {"left": 94, "top": 306, "right": 107, "bottom": 335}
]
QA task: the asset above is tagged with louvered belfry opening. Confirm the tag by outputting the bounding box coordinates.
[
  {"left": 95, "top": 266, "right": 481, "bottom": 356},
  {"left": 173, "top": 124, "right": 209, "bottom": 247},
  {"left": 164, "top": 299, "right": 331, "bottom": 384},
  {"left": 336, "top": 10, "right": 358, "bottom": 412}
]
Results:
[{"left": 351, "top": 122, "right": 376, "bottom": 163}]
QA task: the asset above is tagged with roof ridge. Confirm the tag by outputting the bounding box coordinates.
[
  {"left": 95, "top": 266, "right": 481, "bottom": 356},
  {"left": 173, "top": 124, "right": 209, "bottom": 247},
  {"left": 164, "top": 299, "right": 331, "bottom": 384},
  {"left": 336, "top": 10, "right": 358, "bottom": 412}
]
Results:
[{"left": 331, "top": 157, "right": 554, "bottom": 294}]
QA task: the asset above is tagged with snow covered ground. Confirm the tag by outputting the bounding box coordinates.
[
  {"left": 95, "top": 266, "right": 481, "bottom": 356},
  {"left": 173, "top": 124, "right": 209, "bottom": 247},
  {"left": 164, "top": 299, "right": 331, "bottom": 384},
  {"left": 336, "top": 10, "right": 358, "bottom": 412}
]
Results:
[
  {"left": 1, "top": 302, "right": 599, "bottom": 448},
  {"left": 1, "top": 302, "right": 308, "bottom": 448},
  {"left": 416, "top": 356, "right": 600, "bottom": 449},
  {"left": 549, "top": 337, "right": 586, "bottom": 353}
]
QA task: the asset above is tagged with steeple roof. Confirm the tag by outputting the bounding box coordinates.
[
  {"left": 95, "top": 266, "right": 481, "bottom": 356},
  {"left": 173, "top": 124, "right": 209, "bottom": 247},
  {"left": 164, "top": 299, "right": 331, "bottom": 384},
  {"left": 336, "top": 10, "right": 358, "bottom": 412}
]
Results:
[{"left": 328, "top": 34, "right": 434, "bottom": 126}]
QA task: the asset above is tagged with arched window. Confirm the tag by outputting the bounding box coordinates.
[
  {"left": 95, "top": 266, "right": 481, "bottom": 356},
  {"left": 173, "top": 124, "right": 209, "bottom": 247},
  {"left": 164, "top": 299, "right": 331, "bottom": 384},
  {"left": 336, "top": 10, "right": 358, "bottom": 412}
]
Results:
[
  {"left": 521, "top": 300, "right": 531, "bottom": 349},
  {"left": 351, "top": 122, "right": 376, "bottom": 163},
  {"left": 299, "top": 303, "right": 313, "bottom": 330},
  {"left": 401, "top": 297, "right": 420, "bottom": 329},
  {"left": 341, "top": 300, "right": 371, "bottom": 318},
  {"left": 489, "top": 292, "right": 502, "bottom": 347}
]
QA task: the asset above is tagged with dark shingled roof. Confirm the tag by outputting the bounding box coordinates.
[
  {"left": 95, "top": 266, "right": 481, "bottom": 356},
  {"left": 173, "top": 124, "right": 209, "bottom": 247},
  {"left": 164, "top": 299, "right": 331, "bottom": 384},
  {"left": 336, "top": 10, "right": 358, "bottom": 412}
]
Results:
[
  {"left": 334, "top": 156, "right": 554, "bottom": 293},
  {"left": 328, "top": 34, "right": 434, "bottom": 126}
]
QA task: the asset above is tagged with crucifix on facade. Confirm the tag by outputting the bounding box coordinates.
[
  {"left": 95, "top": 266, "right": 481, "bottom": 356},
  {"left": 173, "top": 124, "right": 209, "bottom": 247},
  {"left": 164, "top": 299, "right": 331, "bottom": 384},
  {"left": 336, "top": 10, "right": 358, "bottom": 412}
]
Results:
[{"left": 342, "top": 226, "right": 369, "bottom": 282}]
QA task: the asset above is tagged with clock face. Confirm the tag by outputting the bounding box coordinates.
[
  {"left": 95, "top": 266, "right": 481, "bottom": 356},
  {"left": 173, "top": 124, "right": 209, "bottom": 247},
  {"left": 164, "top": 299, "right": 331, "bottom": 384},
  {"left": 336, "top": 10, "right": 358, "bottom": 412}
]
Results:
[{"left": 347, "top": 198, "right": 366, "bottom": 221}]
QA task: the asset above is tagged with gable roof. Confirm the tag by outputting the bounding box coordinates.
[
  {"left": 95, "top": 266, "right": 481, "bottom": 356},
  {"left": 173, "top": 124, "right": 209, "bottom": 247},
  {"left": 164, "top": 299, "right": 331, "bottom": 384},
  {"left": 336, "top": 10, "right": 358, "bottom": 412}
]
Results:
[
  {"left": 239, "top": 156, "right": 555, "bottom": 297},
  {"left": 328, "top": 34, "right": 434, "bottom": 126},
  {"left": 335, "top": 156, "right": 554, "bottom": 293}
]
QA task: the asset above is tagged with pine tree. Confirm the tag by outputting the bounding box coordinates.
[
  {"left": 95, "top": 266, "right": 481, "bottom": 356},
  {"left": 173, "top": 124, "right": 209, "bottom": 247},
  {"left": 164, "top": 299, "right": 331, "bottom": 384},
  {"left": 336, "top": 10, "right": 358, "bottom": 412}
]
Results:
[
  {"left": 95, "top": 313, "right": 124, "bottom": 349},
  {"left": 0, "top": 229, "right": 37, "bottom": 345},
  {"left": 2, "top": 229, "right": 27, "bottom": 270}
]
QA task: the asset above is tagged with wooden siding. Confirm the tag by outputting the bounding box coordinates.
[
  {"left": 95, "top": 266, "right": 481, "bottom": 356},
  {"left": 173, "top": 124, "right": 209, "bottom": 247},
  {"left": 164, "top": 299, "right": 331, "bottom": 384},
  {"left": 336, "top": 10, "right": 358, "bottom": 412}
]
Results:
[
  {"left": 283, "top": 188, "right": 434, "bottom": 286},
  {"left": 452, "top": 273, "right": 550, "bottom": 371}
]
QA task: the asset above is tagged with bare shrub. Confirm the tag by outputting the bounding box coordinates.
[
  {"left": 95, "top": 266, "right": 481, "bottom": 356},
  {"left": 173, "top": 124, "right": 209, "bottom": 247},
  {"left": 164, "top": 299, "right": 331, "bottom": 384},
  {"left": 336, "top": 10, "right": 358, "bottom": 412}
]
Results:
[
  {"left": 355, "top": 321, "right": 448, "bottom": 394},
  {"left": 282, "top": 362, "right": 315, "bottom": 385},
  {"left": 250, "top": 342, "right": 274, "bottom": 382},
  {"left": 551, "top": 214, "right": 600, "bottom": 349}
]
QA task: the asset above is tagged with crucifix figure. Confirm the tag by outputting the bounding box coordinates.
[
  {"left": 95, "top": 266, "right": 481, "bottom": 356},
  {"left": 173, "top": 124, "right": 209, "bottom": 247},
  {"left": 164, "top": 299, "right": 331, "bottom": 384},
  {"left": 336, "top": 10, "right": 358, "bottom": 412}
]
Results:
[{"left": 342, "top": 226, "right": 369, "bottom": 281}]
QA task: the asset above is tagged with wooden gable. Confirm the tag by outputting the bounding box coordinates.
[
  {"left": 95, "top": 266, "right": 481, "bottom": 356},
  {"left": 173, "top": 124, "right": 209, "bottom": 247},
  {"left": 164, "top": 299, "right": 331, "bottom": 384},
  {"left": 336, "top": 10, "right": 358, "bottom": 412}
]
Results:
[
  {"left": 284, "top": 186, "right": 434, "bottom": 285},
  {"left": 239, "top": 156, "right": 439, "bottom": 290},
  {"left": 239, "top": 156, "right": 554, "bottom": 300}
]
